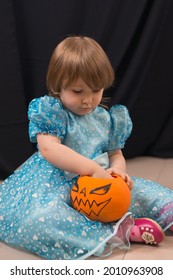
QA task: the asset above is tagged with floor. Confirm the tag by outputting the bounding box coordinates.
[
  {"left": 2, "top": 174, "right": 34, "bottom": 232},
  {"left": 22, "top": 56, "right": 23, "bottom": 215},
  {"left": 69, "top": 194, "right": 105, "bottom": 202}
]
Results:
[{"left": 0, "top": 156, "right": 173, "bottom": 260}]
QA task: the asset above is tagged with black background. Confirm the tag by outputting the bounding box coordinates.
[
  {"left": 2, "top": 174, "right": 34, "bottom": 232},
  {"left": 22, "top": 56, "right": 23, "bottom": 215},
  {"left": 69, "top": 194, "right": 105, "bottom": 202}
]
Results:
[{"left": 0, "top": 0, "right": 173, "bottom": 179}]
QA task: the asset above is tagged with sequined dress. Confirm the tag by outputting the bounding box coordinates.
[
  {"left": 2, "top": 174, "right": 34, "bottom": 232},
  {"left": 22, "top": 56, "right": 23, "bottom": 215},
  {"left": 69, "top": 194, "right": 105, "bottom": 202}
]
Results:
[{"left": 0, "top": 95, "right": 173, "bottom": 259}]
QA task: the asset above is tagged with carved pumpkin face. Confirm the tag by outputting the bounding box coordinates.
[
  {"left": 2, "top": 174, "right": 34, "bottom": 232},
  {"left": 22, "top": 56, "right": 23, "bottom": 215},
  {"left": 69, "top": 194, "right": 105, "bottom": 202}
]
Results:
[{"left": 70, "top": 175, "right": 131, "bottom": 222}]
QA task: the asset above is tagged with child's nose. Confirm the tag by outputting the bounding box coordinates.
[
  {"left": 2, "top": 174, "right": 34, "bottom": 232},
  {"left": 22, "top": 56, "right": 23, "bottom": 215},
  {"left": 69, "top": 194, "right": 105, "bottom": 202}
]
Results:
[{"left": 82, "top": 93, "right": 92, "bottom": 104}]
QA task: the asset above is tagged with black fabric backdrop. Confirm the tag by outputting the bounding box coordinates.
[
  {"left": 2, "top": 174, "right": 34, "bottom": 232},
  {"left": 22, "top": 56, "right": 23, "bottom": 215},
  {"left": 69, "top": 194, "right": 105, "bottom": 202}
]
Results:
[{"left": 0, "top": 0, "right": 173, "bottom": 179}]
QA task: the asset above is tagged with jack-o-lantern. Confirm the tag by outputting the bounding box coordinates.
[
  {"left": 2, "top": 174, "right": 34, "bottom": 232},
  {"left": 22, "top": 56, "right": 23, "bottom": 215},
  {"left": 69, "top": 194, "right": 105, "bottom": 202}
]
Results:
[{"left": 70, "top": 175, "right": 131, "bottom": 222}]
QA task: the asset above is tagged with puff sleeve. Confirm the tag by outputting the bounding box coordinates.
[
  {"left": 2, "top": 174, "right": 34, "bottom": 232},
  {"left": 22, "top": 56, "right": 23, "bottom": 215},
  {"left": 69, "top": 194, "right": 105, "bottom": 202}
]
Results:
[
  {"left": 108, "top": 105, "right": 133, "bottom": 151},
  {"left": 28, "top": 95, "right": 67, "bottom": 143}
]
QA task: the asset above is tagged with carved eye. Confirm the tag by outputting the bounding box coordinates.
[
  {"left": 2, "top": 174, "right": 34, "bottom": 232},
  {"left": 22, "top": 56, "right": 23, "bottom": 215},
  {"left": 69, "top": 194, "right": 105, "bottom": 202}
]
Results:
[
  {"left": 71, "top": 181, "right": 79, "bottom": 192},
  {"left": 90, "top": 183, "right": 111, "bottom": 195}
]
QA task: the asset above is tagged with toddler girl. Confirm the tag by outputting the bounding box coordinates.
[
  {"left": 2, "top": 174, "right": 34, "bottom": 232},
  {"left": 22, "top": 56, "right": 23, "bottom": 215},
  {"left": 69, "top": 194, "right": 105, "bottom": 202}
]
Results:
[{"left": 0, "top": 36, "right": 172, "bottom": 260}]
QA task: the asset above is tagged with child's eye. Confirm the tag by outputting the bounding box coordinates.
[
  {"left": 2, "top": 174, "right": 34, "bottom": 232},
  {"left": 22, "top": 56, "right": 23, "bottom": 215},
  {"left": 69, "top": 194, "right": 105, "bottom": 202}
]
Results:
[
  {"left": 72, "top": 89, "right": 83, "bottom": 94},
  {"left": 92, "top": 89, "right": 100, "bottom": 93}
]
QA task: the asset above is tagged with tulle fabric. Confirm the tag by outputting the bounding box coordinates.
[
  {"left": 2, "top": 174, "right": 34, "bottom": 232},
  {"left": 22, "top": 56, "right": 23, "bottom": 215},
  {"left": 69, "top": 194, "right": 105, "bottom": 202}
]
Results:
[
  {"left": 0, "top": 152, "right": 133, "bottom": 260},
  {"left": 129, "top": 177, "right": 173, "bottom": 231},
  {"left": 0, "top": 96, "right": 173, "bottom": 260}
]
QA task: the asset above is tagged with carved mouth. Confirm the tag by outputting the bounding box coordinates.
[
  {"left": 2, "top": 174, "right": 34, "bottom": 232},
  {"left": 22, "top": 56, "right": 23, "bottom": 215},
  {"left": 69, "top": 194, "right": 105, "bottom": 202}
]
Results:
[{"left": 70, "top": 196, "right": 111, "bottom": 217}]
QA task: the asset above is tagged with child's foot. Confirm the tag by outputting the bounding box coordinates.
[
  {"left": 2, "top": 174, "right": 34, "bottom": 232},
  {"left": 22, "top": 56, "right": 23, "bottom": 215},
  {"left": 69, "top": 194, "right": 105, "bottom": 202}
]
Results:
[{"left": 130, "top": 218, "right": 165, "bottom": 245}]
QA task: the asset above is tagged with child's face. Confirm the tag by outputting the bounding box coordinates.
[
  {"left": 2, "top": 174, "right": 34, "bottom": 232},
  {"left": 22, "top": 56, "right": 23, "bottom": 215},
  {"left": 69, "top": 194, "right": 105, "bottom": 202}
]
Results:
[{"left": 59, "top": 78, "right": 104, "bottom": 115}]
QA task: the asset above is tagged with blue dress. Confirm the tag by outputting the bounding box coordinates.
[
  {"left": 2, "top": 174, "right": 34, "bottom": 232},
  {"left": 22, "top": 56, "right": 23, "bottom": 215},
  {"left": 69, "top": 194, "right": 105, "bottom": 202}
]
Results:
[{"left": 0, "top": 95, "right": 173, "bottom": 259}]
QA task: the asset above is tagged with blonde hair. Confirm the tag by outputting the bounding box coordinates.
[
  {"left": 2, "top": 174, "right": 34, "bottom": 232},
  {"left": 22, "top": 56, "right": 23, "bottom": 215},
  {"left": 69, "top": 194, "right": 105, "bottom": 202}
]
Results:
[{"left": 46, "top": 36, "right": 115, "bottom": 106}]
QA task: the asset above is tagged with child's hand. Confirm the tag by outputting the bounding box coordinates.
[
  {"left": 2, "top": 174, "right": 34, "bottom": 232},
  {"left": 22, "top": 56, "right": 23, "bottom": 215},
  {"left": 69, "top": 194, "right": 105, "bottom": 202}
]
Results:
[
  {"left": 106, "top": 167, "right": 134, "bottom": 190},
  {"left": 90, "top": 165, "right": 113, "bottom": 179}
]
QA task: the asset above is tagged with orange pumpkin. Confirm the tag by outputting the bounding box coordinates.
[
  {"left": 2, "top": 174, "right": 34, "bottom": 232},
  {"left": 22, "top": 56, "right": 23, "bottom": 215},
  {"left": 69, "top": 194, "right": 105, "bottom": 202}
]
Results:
[{"left": 70, "top": 175, "right": 131, "bottom": 222}]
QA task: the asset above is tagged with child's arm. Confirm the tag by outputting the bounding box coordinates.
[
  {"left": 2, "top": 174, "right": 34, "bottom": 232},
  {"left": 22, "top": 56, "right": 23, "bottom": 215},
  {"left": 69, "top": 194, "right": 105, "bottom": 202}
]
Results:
[
  {"left": 37, "top": 134, "right": 113, "bottom": 179},
  {"left": 107, "top": 149, "right": 133, "bottom": 189}
]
